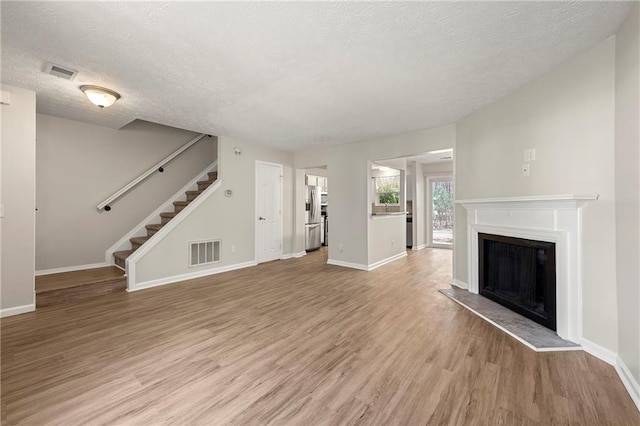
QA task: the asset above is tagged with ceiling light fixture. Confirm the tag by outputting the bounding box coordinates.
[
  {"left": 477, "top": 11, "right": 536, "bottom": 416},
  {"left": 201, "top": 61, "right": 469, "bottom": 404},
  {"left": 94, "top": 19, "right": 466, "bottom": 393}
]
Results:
[{"left": 79, "top": 85, "right": 121, "bottom": 108}]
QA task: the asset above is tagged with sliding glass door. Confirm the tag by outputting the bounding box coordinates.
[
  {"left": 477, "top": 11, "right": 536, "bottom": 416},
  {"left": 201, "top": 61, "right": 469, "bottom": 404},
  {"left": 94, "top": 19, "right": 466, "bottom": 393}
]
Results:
[{"left": 427, "top": 176, "right": 454, "bottom": 248}]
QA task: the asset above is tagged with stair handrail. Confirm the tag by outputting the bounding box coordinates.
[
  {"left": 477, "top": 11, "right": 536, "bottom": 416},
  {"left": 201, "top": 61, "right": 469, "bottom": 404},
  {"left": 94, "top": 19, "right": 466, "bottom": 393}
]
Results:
[{"left": 97, "top": 133, "right": 211, "bottom": 211}]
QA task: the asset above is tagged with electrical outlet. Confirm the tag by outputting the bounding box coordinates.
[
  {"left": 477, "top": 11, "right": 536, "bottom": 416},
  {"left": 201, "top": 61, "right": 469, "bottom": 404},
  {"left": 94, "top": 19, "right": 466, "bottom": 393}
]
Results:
[
  {"left": 338, "top": 243, "right": 344, "bottom": 252},
  {"left": 231, "top": 245, "right": 236, "bottom": 253},
  {"left": 522, "top": 163, "right": 530, "bottom": 176},
  {"left": 524, "top": 148, "right": 536, "bottom": 162}
]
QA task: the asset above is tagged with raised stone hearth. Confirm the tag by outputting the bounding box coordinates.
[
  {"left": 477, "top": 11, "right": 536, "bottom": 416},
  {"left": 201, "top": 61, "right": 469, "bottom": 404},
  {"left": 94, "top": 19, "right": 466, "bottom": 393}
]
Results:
[
  {"left": 456, "top": 194, "right": 598, "bottom": 344},
  {"left": 439, "top": 287, "right": 579, "bottom": 351}
]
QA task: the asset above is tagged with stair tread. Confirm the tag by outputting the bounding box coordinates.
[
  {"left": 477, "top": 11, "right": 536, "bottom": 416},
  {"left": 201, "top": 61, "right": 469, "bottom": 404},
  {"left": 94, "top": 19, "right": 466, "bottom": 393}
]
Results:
[
  {"left": 173, "top": 201, "right": 190, "bottom": 206},
  {"left": 197, "top": 180, "right": 211, "bottom": 185},
  {"left": 113, "top": 249, "right": 135, "bottom": 260},
  {"left": 160, "top": 212, "right": 176, "bottom": 217},
  {"left": 185, "top": 190, "right": 202, "bottom": 195},
  {"left": 36, "top": 266, "right": 125, "bottom": 293},
  {"left": 130, "top": 236, "right": 149, "bottom": 244},
  {"left": 145, "top": 223, "right": 164, "bottom": 230}
]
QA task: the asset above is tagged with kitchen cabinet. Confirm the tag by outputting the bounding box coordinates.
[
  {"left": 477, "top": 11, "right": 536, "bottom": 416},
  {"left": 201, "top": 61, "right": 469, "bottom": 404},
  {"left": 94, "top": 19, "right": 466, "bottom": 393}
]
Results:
[{"left": 306, "top": 175, "right": 328, "bottom": 192}]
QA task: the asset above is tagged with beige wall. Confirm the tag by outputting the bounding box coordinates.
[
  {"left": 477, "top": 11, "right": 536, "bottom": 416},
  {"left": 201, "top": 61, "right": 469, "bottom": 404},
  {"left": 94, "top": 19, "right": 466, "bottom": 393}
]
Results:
[
  {"left": 133, "top": 136, "right": 294, "bottom": 284},
  {"left": 615, "top": 4, "right": 640, "bottom": 387},
  {"left": 35, "top": 115, "right": 216, "bottom": 270},
  {"left": 1, "top": 85, "right": 36, "bottom": 313},
  {"left": 295, "top": 125, "right": 455, "bottom": 267},
  {"left": 454, "top": 37, "right": 618, "bottom": 351}
]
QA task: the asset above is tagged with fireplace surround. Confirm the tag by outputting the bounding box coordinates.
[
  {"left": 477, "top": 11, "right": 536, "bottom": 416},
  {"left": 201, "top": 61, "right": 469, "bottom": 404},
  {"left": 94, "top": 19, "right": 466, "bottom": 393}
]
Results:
[{"left": 456, "top": 194, "right": 598, "bottom": 343}]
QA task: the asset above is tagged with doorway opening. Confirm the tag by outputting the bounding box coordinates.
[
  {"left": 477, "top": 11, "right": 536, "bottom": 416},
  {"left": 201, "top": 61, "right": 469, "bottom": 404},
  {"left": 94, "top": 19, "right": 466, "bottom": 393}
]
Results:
[{"left": 427, "top": 175, "right": 454, "bottom": 249}]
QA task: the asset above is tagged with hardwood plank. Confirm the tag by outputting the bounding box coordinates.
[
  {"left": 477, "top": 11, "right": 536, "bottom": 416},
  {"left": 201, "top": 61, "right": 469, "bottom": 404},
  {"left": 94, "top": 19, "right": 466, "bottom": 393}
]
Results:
[
  {"left": 35, "top": 267, "right": 124, "bottom": 292},
  {"left": 2, "top": 248, "right": 638, "bottom": 425}
]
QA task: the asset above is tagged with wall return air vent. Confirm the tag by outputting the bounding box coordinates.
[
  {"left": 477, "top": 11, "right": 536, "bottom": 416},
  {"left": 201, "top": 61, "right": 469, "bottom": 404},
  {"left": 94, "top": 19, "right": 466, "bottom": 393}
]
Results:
[
  {"left": 44, "top": 62, "right": 78, "bottom": 81},
  {"left": 189, "top": 240, "right": 221, "bottom": 267}
]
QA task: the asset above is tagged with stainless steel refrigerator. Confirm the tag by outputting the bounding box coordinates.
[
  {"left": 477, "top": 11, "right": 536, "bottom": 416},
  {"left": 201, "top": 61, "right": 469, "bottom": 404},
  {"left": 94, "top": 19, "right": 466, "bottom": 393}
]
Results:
[{"left": 305, "top": 185, "right": 322, "bottom": 251}]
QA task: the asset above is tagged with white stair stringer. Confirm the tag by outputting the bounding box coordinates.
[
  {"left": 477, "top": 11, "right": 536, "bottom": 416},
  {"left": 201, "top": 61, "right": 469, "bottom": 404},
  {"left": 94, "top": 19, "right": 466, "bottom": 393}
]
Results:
[{"left": 105, "top": 161, "right": 218, "bottom": 265}]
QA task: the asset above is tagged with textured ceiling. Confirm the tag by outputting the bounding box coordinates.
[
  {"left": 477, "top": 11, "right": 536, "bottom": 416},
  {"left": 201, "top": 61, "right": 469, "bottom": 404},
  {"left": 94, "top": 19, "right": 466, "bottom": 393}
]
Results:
[{"left": 0, "top": 1, "right": 633, "bottom": 151}]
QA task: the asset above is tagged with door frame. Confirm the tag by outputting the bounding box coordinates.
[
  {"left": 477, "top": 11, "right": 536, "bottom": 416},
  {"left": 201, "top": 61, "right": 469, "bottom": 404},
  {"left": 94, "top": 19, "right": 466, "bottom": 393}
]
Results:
[
  {"left": 255, "top": 160, "right": 284, "bottom": 263},
  {"left": 425, "top": 173, "right": 454, "bottom": 249}
]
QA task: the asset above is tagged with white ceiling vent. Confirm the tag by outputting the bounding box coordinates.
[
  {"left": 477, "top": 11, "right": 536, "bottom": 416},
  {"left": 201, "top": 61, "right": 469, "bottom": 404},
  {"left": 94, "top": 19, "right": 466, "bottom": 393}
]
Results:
[
  {"left": 190, "top": 240, "right": 221, "bottom": 267},
  {"left": 44, "top": 62, "right": 78, "bottom": 81}
]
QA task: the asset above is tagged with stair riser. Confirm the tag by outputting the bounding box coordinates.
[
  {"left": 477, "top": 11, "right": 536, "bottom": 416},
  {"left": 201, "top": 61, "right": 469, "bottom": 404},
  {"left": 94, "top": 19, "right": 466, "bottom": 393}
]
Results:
[
  {"left": 174, "top": 204, "right": 187, "bottom": 213},
  {"left": 161, "top": 216, "right": 173, "bottom": 225},
  {"left": 131, "top": 242, "right": 143, "bottom": 251},
  {"left": 197, "top": 182, "right": 211, "bottom": 191},
  {"left": 146, "top": 229, "right": 158, "bottom": 238},
  {"left": 186, "top": 193, "right": 200, "bottom": 202},
  {"left": 115, "top": 256, "right": 126, "bottom": 269},
  {"left": 208, "top": 173, "right": 218, "bottom": 180}
]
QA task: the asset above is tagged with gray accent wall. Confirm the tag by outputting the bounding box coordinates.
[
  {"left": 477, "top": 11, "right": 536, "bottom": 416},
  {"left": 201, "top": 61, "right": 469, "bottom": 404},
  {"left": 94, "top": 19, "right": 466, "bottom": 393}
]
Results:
[
  {"left": 35, "top": 115, "right": 216, "bottom": 270},
  {"left": 1, "top": 85, "right": 36, "bottom": 313}
]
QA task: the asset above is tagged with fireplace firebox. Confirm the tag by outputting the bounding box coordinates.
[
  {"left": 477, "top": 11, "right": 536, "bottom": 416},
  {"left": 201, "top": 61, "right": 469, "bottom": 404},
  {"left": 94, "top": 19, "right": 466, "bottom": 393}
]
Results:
[{"left": 478, "top": 233, "right": 556, "bottom": 330}]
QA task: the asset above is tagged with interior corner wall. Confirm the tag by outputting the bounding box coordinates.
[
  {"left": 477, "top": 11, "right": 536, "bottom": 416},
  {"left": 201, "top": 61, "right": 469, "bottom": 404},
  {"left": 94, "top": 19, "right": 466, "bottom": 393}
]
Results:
[
  {"left": 615, "top": 3, "right": 640, "bottom": 387},
  {"left": 413, "top": 161, "right": 426, "bottom": 248},
  {"left": 294, "top": 125, "right": 455, "bottom": 268},
  {"left": 35, "top": 115, "right": 216, "bottom": 270},
  {"left": 454, "top": 36, "right": 618, "bottom": 352},
  {"left": 133, "top": 136, "right": 294, "bottom": 285},
  {"left": 1, "top": 84, "right": 36, "bottom": 313}
]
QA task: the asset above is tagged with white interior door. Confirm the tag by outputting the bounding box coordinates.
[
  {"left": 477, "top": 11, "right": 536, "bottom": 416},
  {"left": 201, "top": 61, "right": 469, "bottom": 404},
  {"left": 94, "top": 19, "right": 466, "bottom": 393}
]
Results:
[{"left": 256, "top": 161, "right": 283, "bottom": 263}]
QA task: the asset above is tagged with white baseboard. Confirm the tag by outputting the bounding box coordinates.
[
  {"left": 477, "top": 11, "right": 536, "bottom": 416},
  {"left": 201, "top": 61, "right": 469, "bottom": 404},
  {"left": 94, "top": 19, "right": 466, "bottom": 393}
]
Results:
[
  {"left": 326, "top": 259, "right": 369, "bottom": 271},
  {"left": 452, "top": 279, "right": 468, "bottom": 289},
  {"left": 281, "top": 251, "right": 306, "bottom": 260},
  {"left": 35, "top": 262, "right": 109, "bottom": 276},
  {"left": 367, "top": 251, "right": 408, "bottom": 271},
  {"left": 0, "top": 303, "right": 35, "bottom": 318},
  {"left": 580, "top": 338, "right": 617, "bottom": 366},
  {"left": 412, "top": 244, "right": 427, "bottom": 251},
  {"left": 129, "top": 260, "right": 257, "bottom": 292},
  {"left": 327, "top": 251, "right": 407, "bottom": 271},
  {"left": 616, "top": 356, "right": 640, "bottom": 411}
]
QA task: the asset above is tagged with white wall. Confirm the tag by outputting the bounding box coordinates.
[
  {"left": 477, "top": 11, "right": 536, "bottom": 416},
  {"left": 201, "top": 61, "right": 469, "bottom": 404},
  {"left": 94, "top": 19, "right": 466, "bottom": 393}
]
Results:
[
  {"left": 412, "top": 162, "right": 426, "bottom": 248},
  {"left": 454, "top": 37, "right": 618, "bottom": 352},
  {"left": 133, "top": 136, "right": 294, "bottom": 285},
  {"left": 1, "top": 84, "right": 36, "bottom": 314},
  {"left": 295, "top": 125, "right": 455, "bottom": 267},
  {"left": 615, "top": 3, "right": 640, "bottom": 389},
  {"left": 35, "top": 115, "right": 216, "bottom": 270}
]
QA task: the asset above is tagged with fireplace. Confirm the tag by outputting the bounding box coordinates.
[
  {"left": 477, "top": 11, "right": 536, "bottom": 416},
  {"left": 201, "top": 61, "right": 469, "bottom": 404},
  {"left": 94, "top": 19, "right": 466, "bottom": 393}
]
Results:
[
  {"left": 478, "top": 233, "right": 556, "bottom": 330},
  {"left": 457, "top": 194, "right": 598, "bottom": 343}
]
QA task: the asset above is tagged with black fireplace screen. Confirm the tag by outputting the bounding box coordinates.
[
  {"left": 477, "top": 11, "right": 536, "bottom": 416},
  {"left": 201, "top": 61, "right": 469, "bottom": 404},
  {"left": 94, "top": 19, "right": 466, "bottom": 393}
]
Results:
[{"left": 478, "top": 233, "right": 556, "bottom": 330}]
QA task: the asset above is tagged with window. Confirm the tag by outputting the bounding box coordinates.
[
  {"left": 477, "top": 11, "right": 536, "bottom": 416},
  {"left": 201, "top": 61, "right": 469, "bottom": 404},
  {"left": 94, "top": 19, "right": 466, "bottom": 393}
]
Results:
[{"left": 373, "top": 175, "right": 400, "bottom": 205}]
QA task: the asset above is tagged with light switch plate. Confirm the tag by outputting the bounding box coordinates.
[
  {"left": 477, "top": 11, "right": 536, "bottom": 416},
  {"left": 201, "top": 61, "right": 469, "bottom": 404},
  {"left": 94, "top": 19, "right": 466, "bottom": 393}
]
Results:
[{"left": 524, "top": 148, "right": 536, "bottom": 162}]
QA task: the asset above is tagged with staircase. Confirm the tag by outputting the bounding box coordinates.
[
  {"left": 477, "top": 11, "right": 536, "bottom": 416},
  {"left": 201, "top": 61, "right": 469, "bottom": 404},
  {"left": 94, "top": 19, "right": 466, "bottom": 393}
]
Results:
[
  {"left": 112, "top": 171, "right": 218, "bottom": 269},
  {"left": 35, "top": 170, "right": 218, "bottom": 308}
]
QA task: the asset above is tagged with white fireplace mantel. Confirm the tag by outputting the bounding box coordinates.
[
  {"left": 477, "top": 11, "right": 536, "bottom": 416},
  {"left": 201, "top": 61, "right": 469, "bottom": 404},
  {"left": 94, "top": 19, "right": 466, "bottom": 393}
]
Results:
[{"left": 456, "top": 194, "right": 599, "bottom": 344}]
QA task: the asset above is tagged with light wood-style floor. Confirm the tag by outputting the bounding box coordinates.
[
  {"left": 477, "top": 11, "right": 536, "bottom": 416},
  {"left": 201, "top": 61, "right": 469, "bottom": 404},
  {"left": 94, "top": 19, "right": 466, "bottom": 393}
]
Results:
[{"left": 2, "top": 248, "right": 638, "bottom": 425}]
